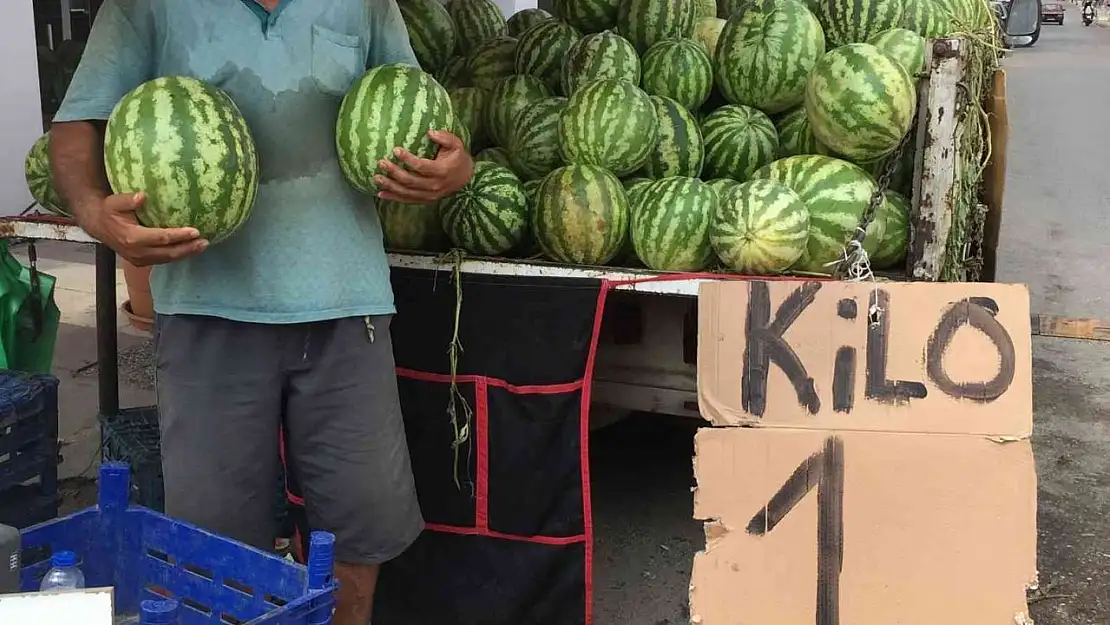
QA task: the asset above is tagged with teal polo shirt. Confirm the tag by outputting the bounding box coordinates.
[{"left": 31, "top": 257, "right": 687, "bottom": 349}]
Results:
[{"left": 54, "top": 0, "right": 420, "bottom": 323}]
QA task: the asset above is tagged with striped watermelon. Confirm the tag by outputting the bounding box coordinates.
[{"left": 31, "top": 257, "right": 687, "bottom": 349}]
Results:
[
  {"left": 641, "top": 39, "right": 713, "bottom": 111},
  {"left": 694, "top": 0, "right": 719, "bottom": 17},
  {"left": 867, "top": 27, "right": 926, "bottom": 75},
  {"left": 441, "top": 161, "right": 529, "bottom": 255},
  {"left": 805, "top": 43, "right": 917, "bottom": 161},
  {"left": 775, "top": 106, "right": 830, "bottom": 157},
  {"left": 523, "top": 178, "right": 544, "bottom": 205},
  {"left": 508, "top": 8, "right": 556, "bottom": 35},
  {"left": 399, "top": 0, "right": 458, "bottom": 73},
  {"left": 630, "top": 177, "right": 716, "bottom": 271},
  {"left": 750, "top": 155, "right": 885, "bottom": 273},
  {"left": 715, "top": 0, "right": 825, "bottom": 115},
  {"left": 617, "top": 0, "right": 698, "bottom": 54},
  {"left": 509, "top": 97, "right": 568, "bottom": 180},
  {"left": 718, "top": 0, "right": 748, "bottom": 17},
  {"left": 24, "top": 134, "right": 70, "bottom": 218},
  {"left": 337, "top": 64, "right": 454, "bottom": 195},
  {"left": 701, "top": 104, "right": 779, "bottom": 181},
  {"left": 476, "top": 146, "right": 516, "bottom": 170},
  {"left": 558, "top": 78, "right": 659, "bottom": 176},
  {"left": 815, "top": 0, "right": 907, "bottom": 47},
  {"left": 436, "top": 56, "right": 471, "bottom": 88},
  {"left": 104, "top": 76, "right": 259, "bottom": 243},
  {"left": 515, "top": 20, "right": 583, "bottom": 94},
  {"left": 561, "top": 31, "right": 642, "bottom": 96},
  {"left": 379, "top": 200, "right": 448, "bottom": 252},
  {"left": 871, "top": 189, "right": 910, "bottom": 269},
  {"left": 486, "top": 74, "right": 550, "bottom": 147},
  {"left": 705, "top": 177, "right": 740, "bottom": 198},
  {"left": 856, "top": 142, "right": 915, "bottom": 196},
  {"left": 624, "top": 176, "right": 655, "bottom": 203},
  {"left": 467, "top": 36, "right": 518, "bottom": 90},
  {"left": 693, "top": 17, "right": 727, "bottom": 54},
  {"left": 533, "top": 164, "right": 629, "bottom": 264},
  {"left": 453, "top": 116, "right": 473, "bottom": 150},
  {"left": 641, "top": 96, "right": 704, "bottom": 179},
  {"left": 448, "top": 0, "right": 508, "bottom": 51},
  {"left": 901, "top": 0, "right": 948, "bottom": 36},
  {"left": 554, "top": 0, "right": 622, "bottom": 33},
  {"left": 945, "top": 0, "right": 993, "bottom": 32},
  {"left": 450, "top": 87, "right": 492, "bottom": 150},
  {"left": 710, "top": 179, "right": 809, "bottom": 273}
]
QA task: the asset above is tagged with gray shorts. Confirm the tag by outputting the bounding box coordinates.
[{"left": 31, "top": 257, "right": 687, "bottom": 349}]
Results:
[{"left": 153, "top": 314, "right": 424, "bottom": 564}]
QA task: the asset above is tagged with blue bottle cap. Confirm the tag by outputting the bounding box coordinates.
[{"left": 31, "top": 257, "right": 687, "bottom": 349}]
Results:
[
  {"left": 141, "top": 598, "right": 180, "bottom": 624},
  {"left": 51, "top": 551, "right": 77, "bottom": 568}
]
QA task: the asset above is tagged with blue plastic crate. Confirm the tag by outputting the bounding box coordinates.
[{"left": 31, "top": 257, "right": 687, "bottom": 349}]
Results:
[
  {"left": 19, "top": 462, "right": 339, "bottom": 625},
  {"left": 0, "top": 371, "right": 59, "bottom": 494}
]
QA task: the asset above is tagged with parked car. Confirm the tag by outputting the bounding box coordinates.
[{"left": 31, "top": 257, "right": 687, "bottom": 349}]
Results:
[{"left": 1042, "top": 2, "right": 1065, "bottom": 24}]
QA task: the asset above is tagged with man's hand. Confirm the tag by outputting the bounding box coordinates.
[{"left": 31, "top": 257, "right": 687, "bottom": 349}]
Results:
[
  {"left": 374, "top": 130, "right": 475, "bottom": 204},
  {"left": 79, "top": 192, "right": 208, "bottom": 267}
]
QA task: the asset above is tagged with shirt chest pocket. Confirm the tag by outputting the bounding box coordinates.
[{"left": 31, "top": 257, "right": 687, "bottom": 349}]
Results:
[{"left": 311, "top": 24, "right": 365, "bottom": 97}]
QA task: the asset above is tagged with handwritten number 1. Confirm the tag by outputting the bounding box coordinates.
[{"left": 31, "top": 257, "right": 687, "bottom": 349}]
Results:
[{"left": 746, "top": 436, "right": 846, "bottom": 625}]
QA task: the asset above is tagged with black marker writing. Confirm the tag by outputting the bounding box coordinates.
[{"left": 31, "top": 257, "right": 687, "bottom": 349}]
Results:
[
  {"left": 742, "top": 281, "right": 822, "bottom": 417},
  {"left": 747, "top": 436, "right": 845, "bottom": 625}
]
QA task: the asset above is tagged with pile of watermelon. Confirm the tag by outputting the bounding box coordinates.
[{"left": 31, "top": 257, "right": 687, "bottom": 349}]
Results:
[
  {"left": 376, "top": 0, "right": 994, "bottom": 275},
  {"left": 23, "top": 0, "right": 993, "bottom": 275}
]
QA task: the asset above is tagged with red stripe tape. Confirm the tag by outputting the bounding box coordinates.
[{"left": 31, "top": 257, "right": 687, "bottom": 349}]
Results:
[
  {"left": 475, "top": 378, "right": 490, "bottom": 531},
  {"left": 424, "top": 523, "right": 588, "bottom": 546},
  {"left": 578, "top": 282, "right": 611, "bottom": 625}
]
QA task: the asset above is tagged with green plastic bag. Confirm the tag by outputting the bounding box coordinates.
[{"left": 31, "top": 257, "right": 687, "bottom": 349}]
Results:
[{"left": 0, "top": 240, "right": 61, "bottom": 373}]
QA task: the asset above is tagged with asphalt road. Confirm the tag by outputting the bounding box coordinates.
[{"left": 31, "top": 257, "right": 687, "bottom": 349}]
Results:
[
  {"left": 1001, "top": 8, "right": 1110, "bottom": 623},
  {"left": 589, "top": 12, "right": 1110, "bottom": 623}
]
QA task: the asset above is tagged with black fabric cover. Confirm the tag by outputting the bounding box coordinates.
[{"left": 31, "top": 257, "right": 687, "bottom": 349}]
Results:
[{"left": 286, "top": 268, "right": 602, "bottom": 625}]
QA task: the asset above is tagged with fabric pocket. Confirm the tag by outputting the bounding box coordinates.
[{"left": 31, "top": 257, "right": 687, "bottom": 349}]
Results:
[{"left": 310, "top": 24, "right": 364, "bottom": 97}]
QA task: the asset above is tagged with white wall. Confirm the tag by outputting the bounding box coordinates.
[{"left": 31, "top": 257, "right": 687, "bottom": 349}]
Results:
[{"left": 0, "top": 0, "right": 43, "bottom": 217}]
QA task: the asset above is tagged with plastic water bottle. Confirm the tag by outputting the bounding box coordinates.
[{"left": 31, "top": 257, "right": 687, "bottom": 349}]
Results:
[
  {"left": 140, "top": 598, "right": 180, "bottom": 624},
  {"left": 38, "top": 551, "right": 85, "bottom": 591}
]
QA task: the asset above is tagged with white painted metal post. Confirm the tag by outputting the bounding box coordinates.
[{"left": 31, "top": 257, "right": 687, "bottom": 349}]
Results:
[
  {"left": 61, "top": 0, "right": 74, "bottom": 41},
  {"left": 907, "top": 38, "right": 968, "bottom": 281}
]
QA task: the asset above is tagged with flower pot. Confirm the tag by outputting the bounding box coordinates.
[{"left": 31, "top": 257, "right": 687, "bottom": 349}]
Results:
[{"left": 121, "top": 258, "right": 153, "bottom": 332}]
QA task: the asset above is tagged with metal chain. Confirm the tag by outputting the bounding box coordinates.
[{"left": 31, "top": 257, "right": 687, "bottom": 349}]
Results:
[{"left": 832, "top": 134, "right": 912, "bottom": 279}]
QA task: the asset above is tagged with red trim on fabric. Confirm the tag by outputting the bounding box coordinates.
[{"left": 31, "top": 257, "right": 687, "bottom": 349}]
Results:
[
  {"left": 475, "top": 378, "right": 490, "bottom": 531},
  {"left": 279, "top": 428, "right": 306, "bottom": 507},
  {"left": 424, "top": 523, "right": 588, "bottom": 546},
  {"left": 396, "top": 367, "right": 584, "bottom": 395},
  {"left": 291, "top": 526, "right": 306, "bottom": 564},
  {"left": 578, "top": 282, "right": 612, "bottom": 625}
]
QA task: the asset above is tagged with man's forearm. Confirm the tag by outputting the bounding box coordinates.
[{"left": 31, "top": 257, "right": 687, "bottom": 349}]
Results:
[{"left": 49, "top": 121, "right": 111, "bottom": 225}]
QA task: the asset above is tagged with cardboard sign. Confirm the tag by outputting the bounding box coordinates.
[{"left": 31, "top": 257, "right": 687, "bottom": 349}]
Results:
[
  {"left": 698, "top": 281, "right": 1032, "bottom": 436},
  {"left": 691, "top": 281, "right": 1037, "bottom": 625}
]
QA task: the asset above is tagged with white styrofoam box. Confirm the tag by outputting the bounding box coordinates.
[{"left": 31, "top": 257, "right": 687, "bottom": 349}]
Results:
[
  {"left": 491, "top": 0, "right": 540, "bottom": 18},
  {"left": 0, "top": 0, "right": 43, "bottom": 216}
]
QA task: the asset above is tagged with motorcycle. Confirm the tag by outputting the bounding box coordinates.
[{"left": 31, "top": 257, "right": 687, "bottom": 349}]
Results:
[{"left": 1083, "top": 7, "right": 1095, "bottom": 24}]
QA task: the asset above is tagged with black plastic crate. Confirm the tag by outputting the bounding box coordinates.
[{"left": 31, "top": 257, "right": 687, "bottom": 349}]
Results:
[
  {"left": 98, "top": 406, "right": 164, "bottom": 511},
  {"left": 0, "top": 483, "right": 58, "bottom": 528},
  {"left": 0, "top": 372, "right": 59, "bottom": 495}
]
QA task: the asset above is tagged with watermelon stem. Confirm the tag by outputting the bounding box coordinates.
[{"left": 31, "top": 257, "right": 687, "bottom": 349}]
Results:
[{"left": 436, "top": 247, "right": 475, "bottom": 493}]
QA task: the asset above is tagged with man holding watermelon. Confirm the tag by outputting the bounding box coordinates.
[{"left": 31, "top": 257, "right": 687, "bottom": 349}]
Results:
[{"left": 47, "top": 1, "right": 474, "bottom": 623}]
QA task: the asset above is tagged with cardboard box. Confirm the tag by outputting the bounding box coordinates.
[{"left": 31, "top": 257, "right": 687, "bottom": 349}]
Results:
[{"left": 691, "top": 280, "right": 1037, "bottom": 625}]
